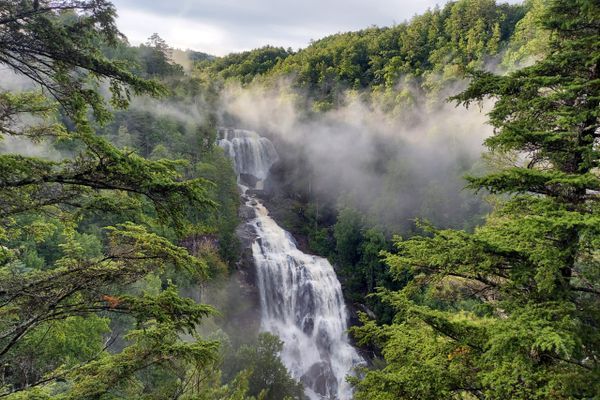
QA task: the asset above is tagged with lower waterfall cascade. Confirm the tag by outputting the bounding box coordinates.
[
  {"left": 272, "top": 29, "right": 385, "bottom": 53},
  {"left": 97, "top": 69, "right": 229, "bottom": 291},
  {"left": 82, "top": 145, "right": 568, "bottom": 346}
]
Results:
[{"left": 218, "top": 127, "right": 363, "bottom": 399}]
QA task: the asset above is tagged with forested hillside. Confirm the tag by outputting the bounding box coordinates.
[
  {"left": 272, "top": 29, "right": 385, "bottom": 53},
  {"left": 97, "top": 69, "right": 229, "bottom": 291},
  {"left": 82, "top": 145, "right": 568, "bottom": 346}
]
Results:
[
  {"left": 1, "top": 0, "right": 598, "bottom": 399},
  {"left": 197, "top": 0, "right": 548, "bottom": 322},
  {"left": 197, "top": 0, "right": 535, "bottom": 110}
]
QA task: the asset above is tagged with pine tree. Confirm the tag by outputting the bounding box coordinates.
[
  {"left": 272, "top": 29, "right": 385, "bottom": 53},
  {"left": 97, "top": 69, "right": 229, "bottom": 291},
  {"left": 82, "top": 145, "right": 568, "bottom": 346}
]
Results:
[
  {"left": 352, "top": 1, "right": 600, "bottom": 398},
  {"left": 0, "top": 1, "right": 219, "bottom": 397}
]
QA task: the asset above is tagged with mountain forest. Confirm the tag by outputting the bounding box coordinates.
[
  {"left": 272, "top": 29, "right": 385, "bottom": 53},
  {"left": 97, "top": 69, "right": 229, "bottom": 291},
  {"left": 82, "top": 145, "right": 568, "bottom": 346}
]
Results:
[{"left": 0, "top": 0, "right": 598, "bottom": 399}]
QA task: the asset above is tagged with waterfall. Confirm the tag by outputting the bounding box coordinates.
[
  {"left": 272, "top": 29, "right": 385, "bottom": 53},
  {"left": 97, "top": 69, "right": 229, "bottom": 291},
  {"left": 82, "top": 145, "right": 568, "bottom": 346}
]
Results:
[
  {"left": 218, "top": 127, "right": 362, "bottom": 400},
  {"left": 218, "top": 128, "right": 279, "bottom": 189}
]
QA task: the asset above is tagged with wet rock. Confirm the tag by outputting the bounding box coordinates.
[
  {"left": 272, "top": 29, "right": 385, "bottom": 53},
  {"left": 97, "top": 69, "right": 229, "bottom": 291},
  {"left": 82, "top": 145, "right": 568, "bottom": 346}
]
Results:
[
  {"left": 301, "top": 362, "right": 338, "bottom": 399},
  {"left": 236, "top": 219, "right": 257, "bottom": 246},
  {"left": 245, "top": 188, "right": 265, "bottom": 197},
  {"left": 239, "top": 173, "right": 260, "bottom": 188},
  {"left": 230, "top": 196, "right": 262, "bottom": 339},
  {"left": 301, "top": 316, "right": 314, "bottom": 335},
  {"left": 238, "top": 202, "right": 257, "bottom": 220}
]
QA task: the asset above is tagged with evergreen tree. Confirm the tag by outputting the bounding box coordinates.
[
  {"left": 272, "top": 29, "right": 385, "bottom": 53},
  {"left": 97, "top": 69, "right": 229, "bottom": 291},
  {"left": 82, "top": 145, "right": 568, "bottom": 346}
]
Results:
[
  {"left": 0, "top": 1, "right": 219, "bottom": 397},
  {"left": 352, "top": 1, "right": 600, "bottom": 398},
  {"left": 235, "top": 333, "right": 305, "bottom": 400},
  {"left": 140, "top": 33, "right": 184, "bottom": 77}
]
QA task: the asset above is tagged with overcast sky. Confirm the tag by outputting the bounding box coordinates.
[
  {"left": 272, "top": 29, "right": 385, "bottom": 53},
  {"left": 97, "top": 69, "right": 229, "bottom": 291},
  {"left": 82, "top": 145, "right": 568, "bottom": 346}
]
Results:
[{"left": 112, "top": 0, "right": 516, "bottom": 56}]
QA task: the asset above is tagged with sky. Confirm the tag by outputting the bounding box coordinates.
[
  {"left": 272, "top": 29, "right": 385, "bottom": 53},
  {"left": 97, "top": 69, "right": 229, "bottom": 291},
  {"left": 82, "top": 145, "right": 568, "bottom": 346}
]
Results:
[{"left": 111, "top": 0, "right": 478, "bottom": 56}]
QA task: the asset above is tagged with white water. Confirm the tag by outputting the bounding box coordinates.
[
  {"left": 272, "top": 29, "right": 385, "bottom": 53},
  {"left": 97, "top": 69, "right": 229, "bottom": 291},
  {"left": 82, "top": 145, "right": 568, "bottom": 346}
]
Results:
[
  {"left": 218, "top": 127, "right": 362, "bottom": 400},
  {"left": 218, "top": 128, "right": 279, "bottom": 189}
]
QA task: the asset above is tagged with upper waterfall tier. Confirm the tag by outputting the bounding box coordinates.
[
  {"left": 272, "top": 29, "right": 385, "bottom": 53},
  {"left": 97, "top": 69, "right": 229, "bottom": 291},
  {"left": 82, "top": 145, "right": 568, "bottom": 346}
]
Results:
[{"left": 218, "top": 128, "right": 279, "bottom": 186}]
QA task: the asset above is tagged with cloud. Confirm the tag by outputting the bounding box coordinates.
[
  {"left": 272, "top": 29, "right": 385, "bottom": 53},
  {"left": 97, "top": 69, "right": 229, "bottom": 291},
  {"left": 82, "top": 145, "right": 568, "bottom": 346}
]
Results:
[{"left": 115, "top": 8, "right": 231, "bottom": 54}]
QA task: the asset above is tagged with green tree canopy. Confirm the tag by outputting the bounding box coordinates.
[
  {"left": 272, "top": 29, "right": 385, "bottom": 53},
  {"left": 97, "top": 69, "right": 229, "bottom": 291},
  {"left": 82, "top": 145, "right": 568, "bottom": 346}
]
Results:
[
  {"left": 234, "top": 333, "right": 305, "bottom": 400},
  {"left": 0, "top": 1, "right": 221, "bottom": 397},
  {"left": 352, "top": 0, "right": 600, "bottom": 398}
]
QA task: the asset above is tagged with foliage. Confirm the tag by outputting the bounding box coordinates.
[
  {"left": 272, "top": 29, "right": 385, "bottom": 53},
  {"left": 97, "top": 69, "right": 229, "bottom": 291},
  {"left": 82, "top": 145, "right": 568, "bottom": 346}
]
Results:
[
  {"left": 197, "top": 0, "right": 527, "bottom": 108},
  {"left": 0, "top": 0, "right": 163, "bottom": 122},
  {"left": 224, "top": 333, "right": 305, "bottom": 400},
  {"left": 501, "top": 0, "right": 551, "bottom": 68},
  {"left": 0, "top": 1, "right": 236, "bottom": 398},
  {"left": 196, "top": 46, "right": 292, "bottom": 85},
  {"left": 332, "top": 208, "right": 405, "bottom": 322},
  {"left": 352, "top": 1, "right": 600, "bottom": 398},
  {"left": 139, "top": 33, "right": 185, "bottom": 77}
]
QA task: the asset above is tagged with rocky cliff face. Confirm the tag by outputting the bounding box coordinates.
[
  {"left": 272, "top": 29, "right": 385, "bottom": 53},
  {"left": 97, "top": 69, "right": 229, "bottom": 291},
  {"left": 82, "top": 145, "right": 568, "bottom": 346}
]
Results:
[{"left": 232, "top": 199, "right": 261, "bottom": 332}]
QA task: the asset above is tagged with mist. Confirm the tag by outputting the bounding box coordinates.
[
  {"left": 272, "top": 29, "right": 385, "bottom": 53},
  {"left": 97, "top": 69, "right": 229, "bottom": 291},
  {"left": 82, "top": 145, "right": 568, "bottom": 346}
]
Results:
[
  {"left": 128, "top": 95, "right": 211, "bottom": 127},
  {"left": 0, "top": 70, "right": 66, "bottom": 161},
  {"left": 218, "top": 79, "right": 493, "bottom": 232}
]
